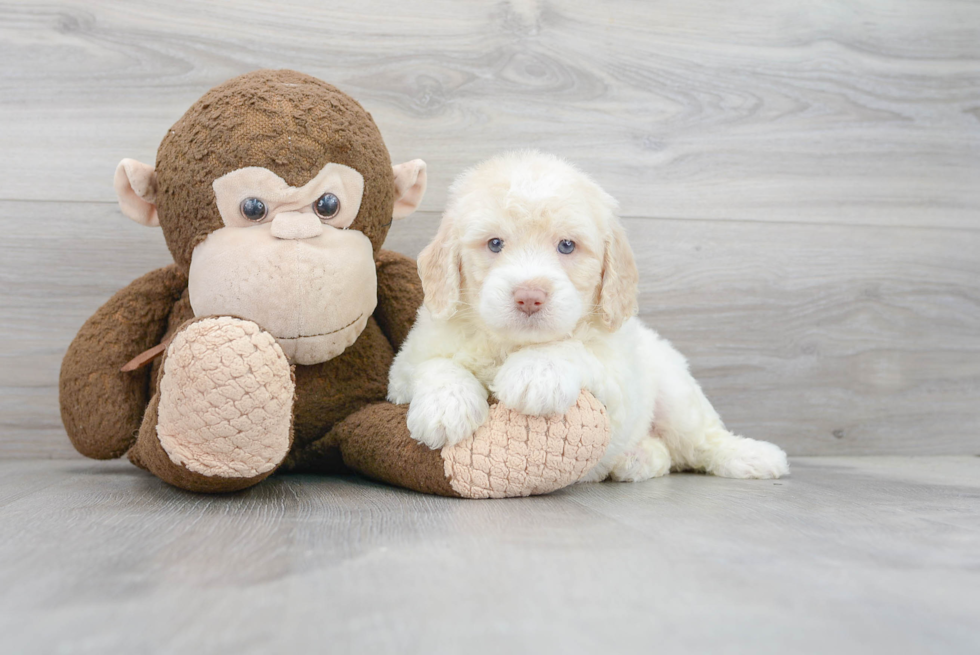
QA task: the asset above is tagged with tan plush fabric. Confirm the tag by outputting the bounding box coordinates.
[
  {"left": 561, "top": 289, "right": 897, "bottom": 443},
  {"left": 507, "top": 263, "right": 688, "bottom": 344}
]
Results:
[
  {"left": 442, "top": 391, "right": 610, "bottom": 499},
  {"left": 154, "top": 69, "right": 396, "bottom": 273},
  {"left": 156, "top": 317, "right": 294, "bottom": 478},
  {"left": 391, "top": 159, "right": 427, "bottom": 220},
  {"left": 128, "top": 345, "right": 288, "bottom": 494},
  {"left": 322, "top": 392, "right": 611, "bottom": 500},
  {"left": 212, "top": 163, "right": 364, "bottom": 230},
  {"left": 187, "top": 223, "right": 377, "bottom": 365},
  {"left": 61, "top": 70, "right": 611, "bottom": 498},
  {"left": 114, "top": 158, "right": 160, "bottom": 227}
]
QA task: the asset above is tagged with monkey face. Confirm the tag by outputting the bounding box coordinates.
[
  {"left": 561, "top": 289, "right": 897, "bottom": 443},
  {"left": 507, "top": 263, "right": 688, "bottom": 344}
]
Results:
[
  {"left": 113, "top": 71, "right": 429, "bottom": 365},
  {"left": 117, "top": 150, "right": 426, "bottom": 365},
  {"left": 186, "top": 162, "right": 377, "bottom": 365}
]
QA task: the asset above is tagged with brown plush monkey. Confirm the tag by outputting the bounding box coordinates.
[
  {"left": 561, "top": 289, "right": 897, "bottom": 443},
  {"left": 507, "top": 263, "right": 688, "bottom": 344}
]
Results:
[{"left": 59, "top": 70, "right": 609, "bottom": 497}]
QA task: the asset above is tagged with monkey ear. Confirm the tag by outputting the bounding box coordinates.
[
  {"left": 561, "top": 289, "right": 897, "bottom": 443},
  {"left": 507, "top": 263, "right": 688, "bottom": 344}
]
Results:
[
  {"left": 114, "top": 158, "right": 160, "bottom": 227},
  {"left": 392, "top": 159, "right": 427, "bottom": 220}
]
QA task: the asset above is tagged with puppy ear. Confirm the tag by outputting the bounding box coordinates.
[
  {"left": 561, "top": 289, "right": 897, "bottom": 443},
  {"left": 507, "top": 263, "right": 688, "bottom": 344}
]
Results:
[
  {"left": 597, "top": 217, "right": 639, "bottom": 332},
  {"left": 417, "top": 213, "right": 460, "bottom": 319}
]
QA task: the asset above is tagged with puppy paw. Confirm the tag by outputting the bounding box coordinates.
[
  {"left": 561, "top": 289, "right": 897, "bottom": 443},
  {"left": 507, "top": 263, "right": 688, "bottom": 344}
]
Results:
[
  {"left": 490, "top": 350, "right": 582, "bottom": 416},
  {"left": 709, "top": 437, "right": 790, "bottom": 479},
  {"left": 406, "top": 382, "right": 490, "bottom": 450},
  {"left": 609, "top": 436, "right": 672, "bottom": 482}
]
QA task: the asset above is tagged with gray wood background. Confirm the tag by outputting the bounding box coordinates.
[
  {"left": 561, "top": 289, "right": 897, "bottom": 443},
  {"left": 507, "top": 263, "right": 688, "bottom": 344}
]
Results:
[{"left": 1, "top": 0, "right": 978, "bottom": 458}]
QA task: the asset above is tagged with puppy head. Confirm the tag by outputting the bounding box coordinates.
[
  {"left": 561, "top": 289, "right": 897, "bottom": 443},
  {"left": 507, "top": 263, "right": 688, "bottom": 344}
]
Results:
[{"left": 418, "top": 151, "right": 638, "bottom": 342}]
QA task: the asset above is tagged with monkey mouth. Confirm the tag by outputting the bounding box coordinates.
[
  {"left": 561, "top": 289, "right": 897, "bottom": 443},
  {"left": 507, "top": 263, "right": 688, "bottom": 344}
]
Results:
[{"left": 275, "top": 313, "right": 364, "bottom": 341}]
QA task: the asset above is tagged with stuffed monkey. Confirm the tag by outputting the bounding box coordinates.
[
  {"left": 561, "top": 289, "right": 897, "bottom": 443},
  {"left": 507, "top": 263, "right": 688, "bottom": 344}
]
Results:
[{"left": 59, "top": 70, "right": 609, "bottom": 498}]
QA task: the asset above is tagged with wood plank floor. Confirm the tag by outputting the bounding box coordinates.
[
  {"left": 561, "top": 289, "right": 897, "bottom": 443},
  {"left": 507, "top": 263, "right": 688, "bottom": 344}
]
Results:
[{"left": 0, "top": 456, "right": 977, "bottom": 654}]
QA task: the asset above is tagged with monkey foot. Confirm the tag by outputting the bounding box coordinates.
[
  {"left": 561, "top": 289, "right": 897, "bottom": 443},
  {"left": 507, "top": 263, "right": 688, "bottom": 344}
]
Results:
[
  {"left": 152, "top": 316, "right": 294, "bottom": 484},
  {"left": 441, "top": 391, "right": 610, "bottom": 499},
  {"left": 327, "top": 392, "right": 610, "bottom": 499}
]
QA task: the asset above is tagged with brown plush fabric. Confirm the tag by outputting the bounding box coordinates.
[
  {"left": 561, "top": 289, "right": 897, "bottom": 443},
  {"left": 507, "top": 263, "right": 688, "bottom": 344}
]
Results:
[
  {"left": 154, "top": 69, "right": 395, "bottom": 273},
  {"left": 61, "top": 70, "right": 421, "bottom": 491},
  {"left": 121, "top": 286, "right": 410, "bottom": 490},
  {"left": 60, "top": 69, "right": 609, "bottom": 497},
  {"left": 286, "top": 316, "right": 394, "bottom": 464},
  {"left": 373, "top": 250, "right": 426, "bottom": 353},
  {"left": 60, "top": 265, "right": 186, "bottom": 459},
  {"left": 327, "top": 402, "right": 459, "bottom": 497},
  {"left": 278, "top": 254, "right": 422, "bottom": 471}
]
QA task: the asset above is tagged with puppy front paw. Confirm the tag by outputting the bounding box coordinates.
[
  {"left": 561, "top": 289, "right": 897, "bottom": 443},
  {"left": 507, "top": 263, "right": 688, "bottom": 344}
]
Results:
[
  {"left": 490, "top": 351, "right": 582, "bottom": 416},
  {"left": 406, "top": 384, "right": 490, "bottom": 450}
]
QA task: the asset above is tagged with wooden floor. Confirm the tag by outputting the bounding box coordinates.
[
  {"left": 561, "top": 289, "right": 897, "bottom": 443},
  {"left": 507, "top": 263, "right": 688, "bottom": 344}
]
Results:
[{"left": 1, "top": 457, "right": 978, "bottom": 654}]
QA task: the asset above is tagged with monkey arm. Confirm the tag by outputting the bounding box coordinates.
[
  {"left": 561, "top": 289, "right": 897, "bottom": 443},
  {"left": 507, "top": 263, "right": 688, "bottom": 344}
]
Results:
[
  {"left": 373, "top": 249, "right": 424, "bottom": 353},
  {"left": 60, "top": 265, "right": 187, "bottom": 459}
]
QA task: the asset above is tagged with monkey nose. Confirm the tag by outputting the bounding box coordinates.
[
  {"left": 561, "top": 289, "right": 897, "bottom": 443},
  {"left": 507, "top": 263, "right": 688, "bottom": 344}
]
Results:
[{"left": 270, "top": 211, "right": 323, "bottom": 240}]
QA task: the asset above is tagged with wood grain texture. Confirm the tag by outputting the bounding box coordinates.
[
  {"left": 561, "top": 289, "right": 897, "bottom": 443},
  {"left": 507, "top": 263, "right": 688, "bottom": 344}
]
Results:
[
  {"left": 3, "top": 202, "right": 977, "bottom": 458},
  {"left": 0, "top": 457, "right": 978, "bottom": 654},
  {"left": 0, "top": 0, "right": 978, "bottom": 226},
  {"left": 0, "top": 0, "right": 978, "bottom": 458}
]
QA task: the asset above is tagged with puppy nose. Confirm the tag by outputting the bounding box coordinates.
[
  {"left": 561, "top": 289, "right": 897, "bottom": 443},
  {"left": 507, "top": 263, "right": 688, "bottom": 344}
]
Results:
[
  {"left": 513, "top": 286, "right": 548, "bottom": 316},
  {"left": 270, "top": 211, "right": 323, "bottom": 240}
]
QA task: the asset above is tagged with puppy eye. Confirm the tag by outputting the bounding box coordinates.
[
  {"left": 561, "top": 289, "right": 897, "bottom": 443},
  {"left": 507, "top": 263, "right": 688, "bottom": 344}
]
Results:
[
  {"left": 488, "top": 238, "right": 504, "bottom": 253},
  {"left": 558, "top": 239, "right": 575, "bottom": 254},
  {"left": 314, "top": 193, "right": 341, "bottom": 220},
  {"left": 240, "top": 198, "right": 267, "bottom": 221}
]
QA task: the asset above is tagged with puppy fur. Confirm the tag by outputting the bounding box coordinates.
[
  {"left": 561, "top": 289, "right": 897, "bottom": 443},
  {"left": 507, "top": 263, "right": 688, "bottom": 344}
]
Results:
[{"left": 389, "top": 151, "right": 789, "bottom": 481}]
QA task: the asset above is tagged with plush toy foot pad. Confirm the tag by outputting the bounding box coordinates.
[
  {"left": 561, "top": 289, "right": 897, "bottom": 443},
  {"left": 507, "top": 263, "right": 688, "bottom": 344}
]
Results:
[
  {"left": 441, "top": 391, "right": 610, "bottom": 499},
  {"left": 156, "top": 316, "right": 293, "bottom": 478}
]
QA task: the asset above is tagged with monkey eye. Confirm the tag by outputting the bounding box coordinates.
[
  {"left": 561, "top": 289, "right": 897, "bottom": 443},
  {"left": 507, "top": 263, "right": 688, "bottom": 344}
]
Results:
[
  {"left": 557, "top": 239, "right": 575, "bottom": 254},
  {"left": 314, "top": 193, "right": 341, "bottom": 220},
  {"left": 240, "top": 198, "right": 267, "bottom": 222},
  {"left": 488, "top": 238, "right": 504, "bottom": 253}
]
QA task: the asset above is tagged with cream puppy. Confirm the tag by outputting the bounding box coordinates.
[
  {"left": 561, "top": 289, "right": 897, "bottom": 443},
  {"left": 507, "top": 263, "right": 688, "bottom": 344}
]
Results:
[{"left": 388, "top": 151, "right": 789, "bottom": 481}]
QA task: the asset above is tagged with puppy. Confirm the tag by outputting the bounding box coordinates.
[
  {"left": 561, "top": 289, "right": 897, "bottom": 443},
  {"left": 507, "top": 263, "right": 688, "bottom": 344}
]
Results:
[{"left": 388, "top": 151, "right": 789, "bottom": 481}]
